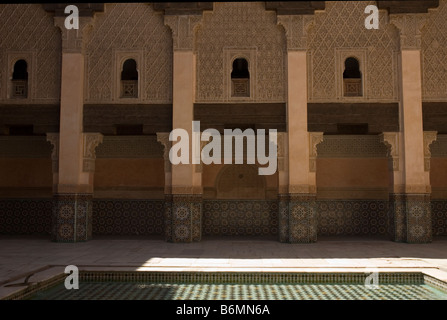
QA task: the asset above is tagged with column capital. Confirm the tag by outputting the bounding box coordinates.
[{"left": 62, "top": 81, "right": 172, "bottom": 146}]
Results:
[
  {"left": 423, "top": 131, "right": 438, "bottom": 171},
  {"left": 380, "top": 132, "right": 400, "bottom": 171},
  {"left": 157, "top": 132, "right": 172, "bottom": 173},
  {"left": 54, "top": 16, "right": 95, "bottom": 54},
  {"left": 164, "top": 14, "right": 203, "bottom": 51},
  {"left": 277, "top": 14, "right": 315, "bottom": 51},
  {"left": 389, "top": 13, "right": 428, "bottom": 50},
  {"left": 309, "top": 132, "right": 324, "bottom": 172},
  {"left": 46, "top": 133, "right": 60, "bottom": 174},
  {"left": 82, "top": 133, "right": 103, "bottom": 172}
]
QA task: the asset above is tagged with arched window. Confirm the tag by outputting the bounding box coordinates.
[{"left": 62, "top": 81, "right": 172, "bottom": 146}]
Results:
[
  {"left": 120, "top": 59, "right": 138, "bottom": 98},
  {"left": 231, "top": 58, "right": 250, "bottom": 97},
  {"left": 343, "top": 57, "right": 362, "bottom": 97},
  {"left": 11, "top": 59, "right": 28, "bottom": 98}
]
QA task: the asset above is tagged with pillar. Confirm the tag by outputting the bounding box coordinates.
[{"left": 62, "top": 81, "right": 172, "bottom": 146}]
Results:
[
  {"left": 163, "top": 14, "right": 203, "bottom": 242},
  {"left": 388, "top": 14, "right": 437, "bottom": 243},
  {"left": 51, "top": 17, "right": 103, "bottom": 242},
  {"left": 277, "top": 15, "right": 322, "bottom": 243}
]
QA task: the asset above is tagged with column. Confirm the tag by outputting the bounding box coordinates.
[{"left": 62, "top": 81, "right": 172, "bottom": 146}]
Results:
[
  {"left": 163, "top": 15, "right": 203, "bottom": 242},
  {"left": 388, "top": 14, "right": 436, "bottom": 243},
  {"left": 51, "top": 17, "right": 103, "bottom": 242},
  {"left": 277, "top": 15, "right": 323, "bottom": 243}
]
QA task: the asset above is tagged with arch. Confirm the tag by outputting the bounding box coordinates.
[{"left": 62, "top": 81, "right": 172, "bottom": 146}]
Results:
[
  {"left": 12, "top": 59, "right": 28, "bottom": 80},
  {"left": 343, "top": 57, "right": 362, "bottom": 97},
  {"left": 230, "top": 57, "right": 250, "bottom": 97},
  {"left": 120, "top": 58, "right": 138, "bottom": 98},
  {"left": 343, "top": 57, "right": 361, "bottom": 79},
  {"left": 216, "top": 164, "right": 266, "bottom": 199},
  {"left": 11, "top": 59, "right": 28, "bottom": 98},
  {"left": 231, "top": 58, "right": 249, "bottom": 79}
]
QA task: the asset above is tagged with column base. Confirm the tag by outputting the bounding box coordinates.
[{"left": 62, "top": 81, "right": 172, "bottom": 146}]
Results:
[
  {"left": 52, "top": 193, "right": 92, "bottom": 242},
  {"left": 279, "top": 193, "right": 317, "bottom": 243},
  {"left": 164, "top": 194, "right": 202, "bottom": 243},
  {"left": 389, "top": 193, "right": 432, "bottom": 243}
]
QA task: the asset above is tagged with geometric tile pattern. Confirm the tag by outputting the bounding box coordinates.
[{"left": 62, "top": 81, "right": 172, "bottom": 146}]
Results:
[
  {"left": 432, "top": 200, "right": 447, "bottom": 236},
  {"left": 389, "top": 194, "right": 433, "bottom": 243},
  {"left": 0, "top": 199, "right": 52, "bottom": 234},
  {"left": 388, "top": 194, "right": 406, "bottom": 242},
  {"left": 406, "top": 194, "right": 432, "bottom": 244},
  {"left": 279, "top": 194, "right": 318, "bottom": 243},
  {"left": 164, "top": 195, "right": 202, "bottom": 243},
  {"left": 20, "top": 272, "right": 447, "bottom": 300},
  {"left": 317, "top": 200, "right": 388, "bottom": 236},
  {"left": 52, "top": 194, "right": 93, "bottom": 243},
  {"left": 28, "top": 282, "right": 447, "bottom": 300},
  {"left": 202, "top": 200, "right": 278, "bottom": 236},
  {"left": 92, "top": 200, "right": 164, "bottom": 235}
]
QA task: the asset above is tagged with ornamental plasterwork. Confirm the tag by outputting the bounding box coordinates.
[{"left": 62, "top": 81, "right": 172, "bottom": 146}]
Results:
[
  {"left": 379, "top": 132, "right": 399, "bottom": 171},
  {"left": 389, "top": 13, "right": 428, "bottom": 50},
  {"left": 423, "top": 131, "right": 437, "bottom": 171},
  {"left": 85, "top": 3, "right": 172, "bottom": 104},
  {"left": 276, "top": 14, "right": 315, "bottom": 51},
  {"left": 422, "top": 0, "right": 447, "bottom": 101},
  {"left": 82, "top": 133, "right": 103, "bottom": 172},
  {"left": 195, "top": 2, "right": 286, "bottom": 103},
  {"left": 307, "top": 1, "right": 399, "bottom": 102},
  {"left": 0, "top": 4, "right": 61, "bottom": 102},
  {"left": 54, "top": 16, "right": 94, "bottom": 54},
  {"left": 157, "top": 132, "right": 172, "bottom": 173},
  {"left": 46, "top": 133, "right": 60, "bottom": 173},
  {"left": 309, "top": 132, "right": 324, "bottom": 172},
  {"left": 164, "top": 14, "right": 202, "bottom": 51}
]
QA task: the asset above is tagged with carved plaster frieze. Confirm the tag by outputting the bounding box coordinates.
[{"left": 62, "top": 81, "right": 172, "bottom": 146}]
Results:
[
  {"left": 390, "top": 14, "right": 428, "bottom": 50},
  {"left": 277, "top": 14, "right": 314, "bottom": 50},
  {"left": 54, "top": 16, "right": 95, "bottom": 53},
  {"left": 164, "top": 15, "right": 202, "bottom": 51}
]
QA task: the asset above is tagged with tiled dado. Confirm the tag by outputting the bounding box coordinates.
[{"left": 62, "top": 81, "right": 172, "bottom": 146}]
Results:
[
  {"left": 389, "top": 194, "right": 432, "bottom": 243},
  {"left": 92, "top": 200, "right": 164, "bottom": 235},
  {"left": 279, "top": 194, "right": 317, "bottom": 243},
  {"left": 432, "top": 200, "right": 447, "bottom": 236},
  {"left": 317, "top": 200, "right": 388, "bottom": 236},
  {"left": 52, "top": 194, "right": 93, "bottom": 242},
  {"left": 164, "top": 195, "right": 202, "bottom": 243},
  {"left": 202, "top": 200, "right": 278, "bottom": 236},
  {"left": 0, "top": 199, "right": 52, "bottom": 234}
]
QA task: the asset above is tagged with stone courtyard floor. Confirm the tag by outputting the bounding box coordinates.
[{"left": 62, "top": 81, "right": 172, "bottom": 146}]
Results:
[{"left": 1, "top": 235, "right": 447, "bottom": 299}]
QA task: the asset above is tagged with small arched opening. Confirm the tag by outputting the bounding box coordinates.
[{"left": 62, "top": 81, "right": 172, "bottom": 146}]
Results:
[
  {"left": 343, "top": 57, "right": 362, "bottom": 97},
  {"left": 120, "top": 59, "right": 138, "bottom": 98},
  {"left": 11, "top": 59, "right": 28, "bottom": 98},
  {"left": 231, "top": 58, "right": 250, "bottom": 97}
]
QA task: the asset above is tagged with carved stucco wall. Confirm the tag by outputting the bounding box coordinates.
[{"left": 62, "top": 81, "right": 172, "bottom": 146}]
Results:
[
  {"left": 0, "top": 4, "right": 61, "bottom": 102},
  {"left": 85, "top": 3, "right": 172, "bottom": 104},
  {"left": 422, "top": 0, "right": 447, "bottom": 101},
  {"left": 195, "top": 2, "right": 286, "bottom": 103},
  {"left": 308, "top": 1, "right": 400, "bottom": 102}
]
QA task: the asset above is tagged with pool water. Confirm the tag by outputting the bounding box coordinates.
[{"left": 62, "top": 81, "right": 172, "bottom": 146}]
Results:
[{"left": 29, "top": 281, "right": 447, "bottom": 300}]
